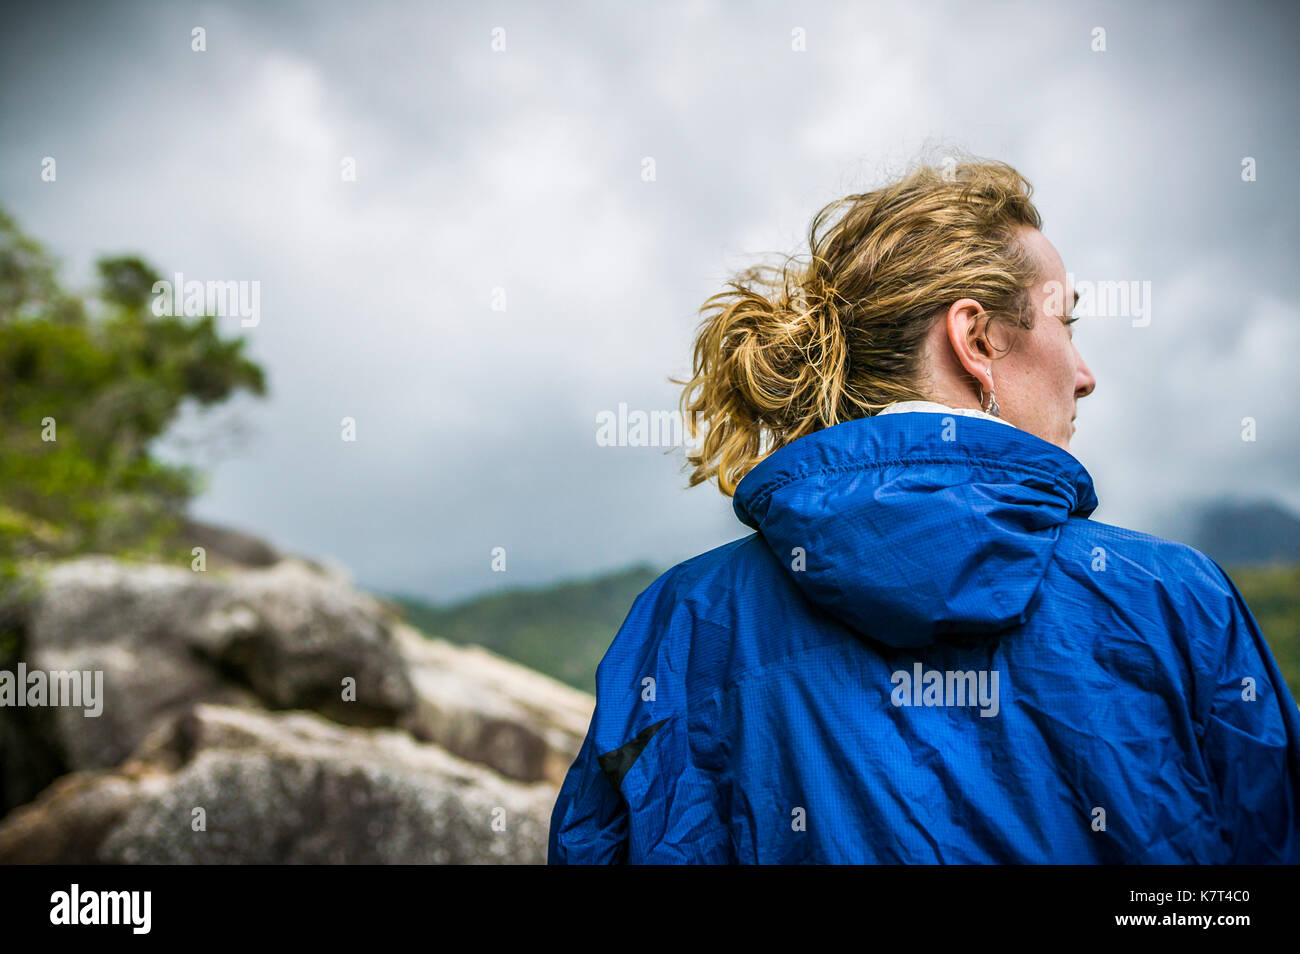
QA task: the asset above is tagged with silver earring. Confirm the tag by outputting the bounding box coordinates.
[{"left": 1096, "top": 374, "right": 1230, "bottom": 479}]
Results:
[{"left": 981, "top": 368, "right": 1000, "bottom": 418}]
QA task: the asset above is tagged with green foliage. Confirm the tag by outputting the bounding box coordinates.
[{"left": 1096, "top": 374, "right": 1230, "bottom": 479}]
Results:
[
  {"left": 1224, "top": 563, "right": 1300, "bottom": 704},
  {"left": 0, "top": 206, "right": 266, "bottom": 570}
]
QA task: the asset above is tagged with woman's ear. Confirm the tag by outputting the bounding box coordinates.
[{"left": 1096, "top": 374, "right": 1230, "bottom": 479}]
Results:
[{"left": 945, "top": 298, "right": 995, "bottom": 384}]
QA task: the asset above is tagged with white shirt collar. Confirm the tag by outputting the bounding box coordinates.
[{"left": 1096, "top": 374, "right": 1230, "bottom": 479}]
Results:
[{"left": 875, "top": 400, "right": 1015, "bottom": 428}]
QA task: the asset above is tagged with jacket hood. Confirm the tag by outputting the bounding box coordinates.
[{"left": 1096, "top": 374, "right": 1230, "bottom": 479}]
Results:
[{"left": 732, "top": 411, "right": 1099, "bottom": 649}]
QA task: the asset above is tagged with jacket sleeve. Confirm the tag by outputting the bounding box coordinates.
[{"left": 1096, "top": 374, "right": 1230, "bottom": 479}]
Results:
[
  {"left": 548, "top": 569, "right": 682, "bottom": 864},
  {"left": 547, "top": 723, "right": 629, "bottom": 864},
  {"left": 1196, "top": 566, "right": 1300, "bottom": 863}
]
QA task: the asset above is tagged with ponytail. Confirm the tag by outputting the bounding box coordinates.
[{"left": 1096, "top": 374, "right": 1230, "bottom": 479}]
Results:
[{"left": 676, "top": 154, "right": 1043, "bottom": 496}]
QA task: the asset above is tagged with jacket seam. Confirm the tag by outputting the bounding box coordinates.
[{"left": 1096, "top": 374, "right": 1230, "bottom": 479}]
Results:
[{"left": 745, "top": 456, "right": 1078, "bottom": 515}]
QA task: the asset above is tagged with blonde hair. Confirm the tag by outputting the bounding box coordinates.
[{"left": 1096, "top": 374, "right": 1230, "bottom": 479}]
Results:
[{"left": 676, "top": 155, "right": 1045, "bottom": 496}]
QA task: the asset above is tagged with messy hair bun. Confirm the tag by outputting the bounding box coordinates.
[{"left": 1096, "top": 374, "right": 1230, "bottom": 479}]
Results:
[{"left": 675, "top": 154, "right": 1043, "bottom": 496}]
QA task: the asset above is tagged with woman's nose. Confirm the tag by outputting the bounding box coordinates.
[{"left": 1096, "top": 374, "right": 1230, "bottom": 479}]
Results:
[
  {"left": 1076, "top": 361, "right": 1097, "bottom": 400},
  {"left": 1075, "top": 351, "right": 1097, "bottom": 398}
]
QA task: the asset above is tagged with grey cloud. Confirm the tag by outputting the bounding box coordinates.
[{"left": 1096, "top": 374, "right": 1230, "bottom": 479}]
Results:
[{"left": 2, "top": 0, "right": 1297, "bottom": 600}]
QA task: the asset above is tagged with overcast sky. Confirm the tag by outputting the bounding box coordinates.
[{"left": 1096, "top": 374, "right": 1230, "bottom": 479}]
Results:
[{"left": 2, "top": 0, "right": 1297, "bottom": 603}]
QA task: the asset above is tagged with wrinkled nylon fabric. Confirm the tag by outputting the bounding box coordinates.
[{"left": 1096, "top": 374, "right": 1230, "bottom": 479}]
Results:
[{"left": 548, "top": 411, "right": 1300, "bottom": 863}]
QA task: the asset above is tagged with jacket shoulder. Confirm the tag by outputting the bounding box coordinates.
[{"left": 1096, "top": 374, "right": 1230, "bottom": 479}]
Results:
[
  {"left": 595, "top": 533, "right": 781, "bottom": 681},
  {"left": 585, "top": 536, "right": 755, "bottom": 741},
  {"left": 589, "top": 531, "right": 829, "bottom": 743},
  {"left": 1056, "top": 516, "right": 1250, "bottom": 677},
  {"left": 1059, "top": 516, "right": 1236, "bottom": 599}
]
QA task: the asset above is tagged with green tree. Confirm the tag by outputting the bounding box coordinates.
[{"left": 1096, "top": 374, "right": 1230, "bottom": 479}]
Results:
[{"left": 0, "top": 206, "right": 266, "bottom": 568}]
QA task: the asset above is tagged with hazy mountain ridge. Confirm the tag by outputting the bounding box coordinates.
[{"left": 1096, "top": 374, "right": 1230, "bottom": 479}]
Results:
[
  {"left": 1185, "top": 499, "right": 1300, "bottom": 566},
  {"left": 388, "top": 563, "right": 662, "bottom": 696}
]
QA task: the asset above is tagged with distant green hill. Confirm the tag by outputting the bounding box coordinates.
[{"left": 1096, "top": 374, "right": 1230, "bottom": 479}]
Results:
[
  {"left": 387, "top": 562, "right": 1300, "bottom": 705},
  {"left": 1224, "top": 563, "right": 1300, "bottom": 704},
  {"left": 388, "top": 564, "right": 663, "bottom": 695}
]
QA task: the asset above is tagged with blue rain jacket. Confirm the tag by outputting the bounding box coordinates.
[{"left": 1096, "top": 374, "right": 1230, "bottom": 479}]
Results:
[{"left": 548, "top": 410, "right": 1300, "bottom": 863}]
